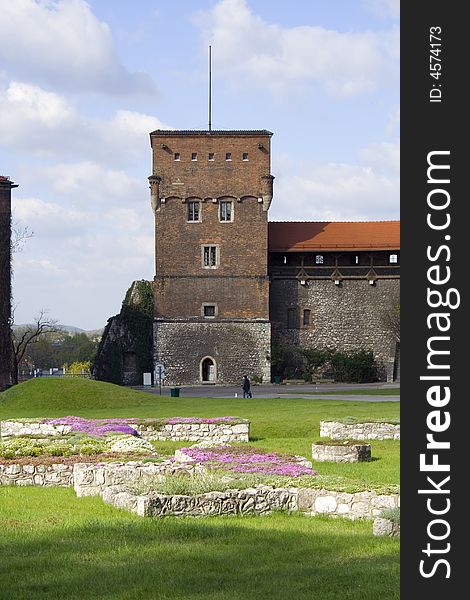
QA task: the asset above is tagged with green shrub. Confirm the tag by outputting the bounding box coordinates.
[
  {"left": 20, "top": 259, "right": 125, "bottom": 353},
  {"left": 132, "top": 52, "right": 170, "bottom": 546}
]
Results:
[
  {"left": 43, "top": 443, "right": 72, "bottom": 457},
  {"left": 379, "top": 508, "right": 400, "bottom": 524},
  {"left": 330, "top": 350, "right": 377, "bottom": 383},
  {"left": 272, "top": 345, "right": 378, "bottom": 383}
]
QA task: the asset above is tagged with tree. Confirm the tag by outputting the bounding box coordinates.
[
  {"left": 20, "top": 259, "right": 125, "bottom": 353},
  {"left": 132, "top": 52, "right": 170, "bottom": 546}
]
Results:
[{"left": 11, "top": 311, "right": 61, "bottom": 384}]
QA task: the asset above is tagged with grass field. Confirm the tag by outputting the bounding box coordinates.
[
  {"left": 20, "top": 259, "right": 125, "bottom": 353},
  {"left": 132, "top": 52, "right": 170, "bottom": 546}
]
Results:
[{"left": 0, "top": 378, "right": 400, "bottom": 599}]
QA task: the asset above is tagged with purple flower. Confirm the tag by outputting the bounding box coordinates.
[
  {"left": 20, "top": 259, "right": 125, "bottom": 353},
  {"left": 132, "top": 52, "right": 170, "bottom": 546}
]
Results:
[
  {"left": 45, "top": 416, "right": 139, "bottom": 437},
  {"left": 179, "top": 445, "right": 318, "bottom": 477}
]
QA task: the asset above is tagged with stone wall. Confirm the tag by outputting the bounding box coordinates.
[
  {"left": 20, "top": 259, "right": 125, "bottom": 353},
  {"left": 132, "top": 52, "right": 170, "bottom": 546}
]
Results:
[
  {"left": 154, "top": 320, "right": 271, "bottom": 385},
  {"left": 135, "top": 420, "right": 250, "bottom": 443},
  {"left": 102, "top": 484, "right": 297, "bottom": 517},
  {"left": 73, "top": 460, "right": 205, "bottom": 497},
  {"left": 311, "top": 443, "right": 371, "bottom": 463},
  {"left": 0, "top": 463, "right": 73, "bottom": 486},
  {"left": 0, "top": 419, "right": 250, "bottom": 443},
  {"left": 270, "top": 278, "right": 400, "bottom": 381},
  {"left": 0, "top": 459, "right": 400, "bottom": 521},
  {"left": 101, "top": 481, "right": 399, "bottom": 520},
  {"left": 373, "top": 517, "right": 400, "bottom": 537},
  {"left": 0, "top": 420, "right": 72, "bottom": 437},
  {"left": 320, "top": 420, "right": 400, "bottom": 440},
  {"left": 297, "top": 487, "right": 399, "bottom": 519}
]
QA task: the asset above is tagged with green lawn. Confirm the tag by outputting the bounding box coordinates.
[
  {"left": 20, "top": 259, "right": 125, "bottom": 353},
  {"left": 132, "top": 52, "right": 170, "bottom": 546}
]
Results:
[
  {"left": 0, "top": 486, "right": 399, "bottom": 600},
  {"left": 0, "top": 378, "right": 400, "bottom": 599},
  {"left": 0, "top": 378, "right": 400, "bottom": 490}
]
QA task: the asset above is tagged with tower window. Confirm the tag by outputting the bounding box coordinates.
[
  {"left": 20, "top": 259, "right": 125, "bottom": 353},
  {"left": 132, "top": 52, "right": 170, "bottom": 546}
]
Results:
[
  {"left": 202, "top": 304, "right": 217, "bottom": 317},
  {"left": 351, "top": 254, "right": 359, "bottom": 265},
  {"left": 225, "top": 152, "right": 232, "bottom": 161},
  {"left": 219, "top": 200, "right": 233, "bottom": 222},
  {"left": 315, "top": 255, "right": 324, "bottom": 265},
  {"left": 208, "top": 153, "right": 215, "bottom": 161},
  {"left": 303, "top": 309, "right": 311, "bottom": 327},
  {"left": 202, "top": 245, "right": 218, "bottom": 268},
  {"left": 389, "top": 254, "right": 398, "bottom": 264},
  {"left": 191, "top": 153, "right": 198, "bottom": 161},
  {"left": 187, "top": 201, "right": 200, "bottom": 222},
  {"left": 243, "top": 153, "right": 249, "bottom": 161},
  {"left": 174, "top": 152, "right": 180, "bottom": 161}
]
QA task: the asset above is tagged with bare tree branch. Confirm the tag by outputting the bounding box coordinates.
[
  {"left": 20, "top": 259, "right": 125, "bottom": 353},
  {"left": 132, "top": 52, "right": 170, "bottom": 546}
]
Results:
[
  {"left": 11, "top": 221, "right": 33, "bottom": 254},
  {"left": 11, "top": 310, "right": 61, "bottom": 384}
]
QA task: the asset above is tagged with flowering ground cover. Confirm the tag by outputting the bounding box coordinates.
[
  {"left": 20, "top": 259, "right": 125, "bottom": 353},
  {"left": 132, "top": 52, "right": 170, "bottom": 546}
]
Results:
[
  {"left": 46, "top": 416, "right": 139, "bottom": 437},
  {"left": 179, "top": 445, "right": 318, "bottom": 477},
  {"left": 43, "top": 415, "right": 245, "bottom": 437}
]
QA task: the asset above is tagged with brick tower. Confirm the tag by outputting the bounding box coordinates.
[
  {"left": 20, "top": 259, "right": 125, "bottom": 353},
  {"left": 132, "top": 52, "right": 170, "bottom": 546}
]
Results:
[
  {"left": 0, "top": 176, "right": 18, "bottom": 390},
  {"left": 149, "top": 130, "right": 274, "bottom": 385}
]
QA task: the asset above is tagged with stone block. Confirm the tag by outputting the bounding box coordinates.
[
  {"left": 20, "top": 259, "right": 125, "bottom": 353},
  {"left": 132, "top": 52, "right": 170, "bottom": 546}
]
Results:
[{"left": 315, "top": 495, "right": 337, "bottom": 514}]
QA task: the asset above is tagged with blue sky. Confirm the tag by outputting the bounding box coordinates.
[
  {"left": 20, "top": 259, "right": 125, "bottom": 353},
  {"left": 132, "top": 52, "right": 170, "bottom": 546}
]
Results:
[{"left": 0, "top": 0, "right": 399, "bottom": 330}]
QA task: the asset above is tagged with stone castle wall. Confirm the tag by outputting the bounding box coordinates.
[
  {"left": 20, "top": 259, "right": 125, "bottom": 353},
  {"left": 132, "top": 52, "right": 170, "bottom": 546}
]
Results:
[
  {"left": 154, "top": 320, "right": 271, "bottom": 385},
  {"left": 270, "top": 278, "right": 400, "bottom": 380}
]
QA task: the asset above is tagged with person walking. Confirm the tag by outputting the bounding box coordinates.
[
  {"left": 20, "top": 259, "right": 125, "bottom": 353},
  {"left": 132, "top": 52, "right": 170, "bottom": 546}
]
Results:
[{"left": 242, "top": 374, "right": 252, "bottom": 398}]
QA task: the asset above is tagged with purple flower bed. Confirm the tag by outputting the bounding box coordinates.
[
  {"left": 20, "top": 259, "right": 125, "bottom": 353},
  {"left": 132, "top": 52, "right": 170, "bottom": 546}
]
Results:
[
  {"left": 43, "top": 416, "right": 245, "bottom": 437},
  {"left": 180, "top": 445, "right": 318, "bottom": 477},
  {"left": 45, "top": 416, "right": 139, "bottom": 437}
]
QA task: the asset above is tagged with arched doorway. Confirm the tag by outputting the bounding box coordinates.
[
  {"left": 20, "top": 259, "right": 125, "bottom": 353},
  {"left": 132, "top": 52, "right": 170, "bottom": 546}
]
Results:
[{"left": 200, "top": 357, "right": 216, "bottom": 383}]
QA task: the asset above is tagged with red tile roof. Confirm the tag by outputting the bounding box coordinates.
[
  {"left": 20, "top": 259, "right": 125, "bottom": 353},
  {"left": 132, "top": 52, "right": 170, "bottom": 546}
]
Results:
[{"left": 268, "top": 221, "right": 400, "bottom": 252}]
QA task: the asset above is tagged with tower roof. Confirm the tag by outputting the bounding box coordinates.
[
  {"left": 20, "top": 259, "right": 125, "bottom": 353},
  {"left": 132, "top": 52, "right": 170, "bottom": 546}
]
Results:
[{"left": 150, "top": 129, "right": 273, "bottom": 137}]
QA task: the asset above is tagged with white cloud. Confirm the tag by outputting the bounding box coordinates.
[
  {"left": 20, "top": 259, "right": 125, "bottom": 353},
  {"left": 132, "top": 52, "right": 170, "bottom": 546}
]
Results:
[
  {"left": 271, "top": 160, "right": 399, "bottom": 222},
  {"left": 386, "top": 106, "right": 400, "bottom": 136},
  {"left": 196, "top": 0, "right": 399, "bottom": 98},
  {"left": 28, "top": 162, "right": 148, "bottom": 207},
  {"left": 0, "top": 82, "right": 170, "bottom": 164},
  {"left": 359, "top": 139, "right": 399, "bottom": 173},
  {"left": 0, "top": 0, "right": 156, "bottom": 96},
  {"left": 12, "top": 196, "right": 93, "bottom": 238}
]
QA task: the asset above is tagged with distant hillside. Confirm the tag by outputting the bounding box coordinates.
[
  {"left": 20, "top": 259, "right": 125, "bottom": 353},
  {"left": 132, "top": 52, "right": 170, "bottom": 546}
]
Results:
[{"left": 13, "top": 324, "right": 103, "bottom": 337}]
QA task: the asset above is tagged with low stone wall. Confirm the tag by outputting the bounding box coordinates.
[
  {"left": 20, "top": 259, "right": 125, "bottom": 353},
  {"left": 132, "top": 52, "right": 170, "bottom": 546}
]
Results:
[
  {"left": 0, "top": 463, "right": 73, "bottom": 487},
  {"left": 0, "top": 459, "right": 400, "bottom": 521},
  {"left": 0, "top": 420, "right": 72, "bottom": 437},
  {"left": 102, "top": 484, "right": 298, "bottom": 517},
  {"left": 320, "top": 420, "right": 400, "bottom": 440},
  {"left": 373, "top": 517, "right": 400, "bottom": 537},
  {"left": 311, "top": 443, "right": 371, "bottom": 463},
  {"left": 0, "top": 419, "right": 250, "bottom": 443},
  {"left": 297, "top": 488, "right": 399, "bottom": 519},
  {"left": 134, "top": 421, "right": 249, "bottom": 443}
]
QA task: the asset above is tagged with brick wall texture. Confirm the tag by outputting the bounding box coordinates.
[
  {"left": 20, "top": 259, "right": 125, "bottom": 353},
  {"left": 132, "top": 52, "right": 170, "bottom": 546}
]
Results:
[{"left": 0, "top": 181, "right": 13, "bottom": 390}]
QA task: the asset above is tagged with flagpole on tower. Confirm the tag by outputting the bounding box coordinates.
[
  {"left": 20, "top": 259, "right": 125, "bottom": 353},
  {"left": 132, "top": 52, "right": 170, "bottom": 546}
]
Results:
[{"left": 208, "top": 45, "right": 212, "bottom": 132}]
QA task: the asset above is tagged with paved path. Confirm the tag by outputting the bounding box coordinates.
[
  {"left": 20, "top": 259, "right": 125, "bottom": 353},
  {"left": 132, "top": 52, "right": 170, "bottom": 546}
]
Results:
[{"left": 133, "top": 382, "right": 400, "bottom": 402}]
